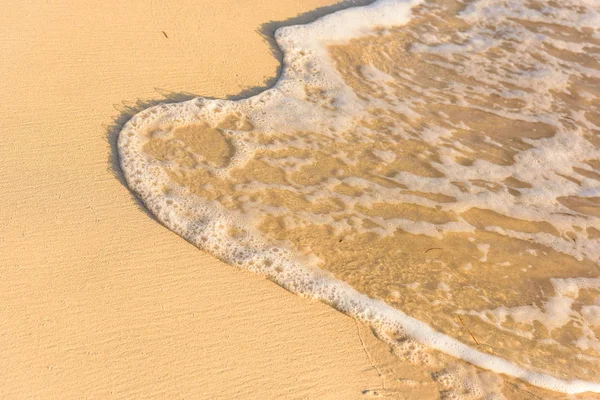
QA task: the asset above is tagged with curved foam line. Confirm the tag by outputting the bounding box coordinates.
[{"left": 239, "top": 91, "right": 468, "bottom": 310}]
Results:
[{"left": 118, "top": 0, "right": 600, "bottom": 394}]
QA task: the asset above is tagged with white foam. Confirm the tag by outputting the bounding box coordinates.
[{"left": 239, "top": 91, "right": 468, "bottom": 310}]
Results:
[
  {"left": 118, "top": 0, "right": 600, "bottom": 394},
  {"left": 461, "top": 278, "right": 600, "bottom": 351}
]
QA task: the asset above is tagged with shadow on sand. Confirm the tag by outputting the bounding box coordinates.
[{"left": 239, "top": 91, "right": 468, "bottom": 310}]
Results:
[{"left": 105, "top": 0, "right": 375, "bottom": 219}]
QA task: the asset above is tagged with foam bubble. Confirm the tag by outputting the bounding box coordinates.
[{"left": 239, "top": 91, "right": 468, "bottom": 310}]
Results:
[{"left": 119, "top": 0, "right": 600, "bottom": 394}]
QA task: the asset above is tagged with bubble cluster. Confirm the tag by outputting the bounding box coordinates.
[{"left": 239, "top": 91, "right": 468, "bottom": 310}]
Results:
[{"left": 119, "top": 0, "right": 600, "bottom": 395}]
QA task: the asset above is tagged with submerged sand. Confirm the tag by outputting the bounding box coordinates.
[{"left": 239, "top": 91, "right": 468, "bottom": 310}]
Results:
[{"left": 119, "top": 0, "right": 600, "bottom": 397}]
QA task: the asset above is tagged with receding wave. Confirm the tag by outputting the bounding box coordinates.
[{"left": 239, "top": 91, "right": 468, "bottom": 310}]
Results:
[{"left": 119, "top": 0, "right": 600, "bottom": 396}]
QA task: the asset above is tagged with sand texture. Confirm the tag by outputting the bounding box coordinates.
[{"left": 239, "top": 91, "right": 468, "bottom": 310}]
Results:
[
  {"left": 2, "top": 1, "right": 598, "bottom": 399},
  {"left": 0, "top": 0, "right": 409, "bottom": 398}
]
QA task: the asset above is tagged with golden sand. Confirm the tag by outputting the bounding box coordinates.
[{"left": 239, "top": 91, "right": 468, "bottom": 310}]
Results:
[
  {"left": 0, "top": 0, "right": 401, "bottom": 398},
  {"left": 2, "top": 0, "right": 598, "bottom": 398}
]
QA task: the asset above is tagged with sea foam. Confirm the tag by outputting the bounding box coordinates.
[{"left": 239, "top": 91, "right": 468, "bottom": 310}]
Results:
[{"left": 119, "top": 0, "right": 600, "bottom": 395}]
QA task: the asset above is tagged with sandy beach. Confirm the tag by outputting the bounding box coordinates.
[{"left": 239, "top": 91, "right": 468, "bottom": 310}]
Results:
[
  {"left": 0, "top": 0, "right": 406, "bottom": 398},
  {"left": 2, "top": 0, "right": 599, "bottom": 399}
]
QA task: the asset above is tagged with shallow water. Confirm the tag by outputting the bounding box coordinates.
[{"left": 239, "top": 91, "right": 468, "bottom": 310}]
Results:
[{"left": 119, "top": 0, "right": 600, "bottom": 396}]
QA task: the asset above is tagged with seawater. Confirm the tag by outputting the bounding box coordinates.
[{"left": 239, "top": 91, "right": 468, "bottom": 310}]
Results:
[{"left": 119, "top": 0, "right": 600, "bottom": 396}]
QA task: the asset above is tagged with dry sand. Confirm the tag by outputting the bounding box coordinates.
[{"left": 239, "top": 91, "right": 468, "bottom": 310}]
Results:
[{"left": 0, "top": 0, "right": 437, "bottom": 398}]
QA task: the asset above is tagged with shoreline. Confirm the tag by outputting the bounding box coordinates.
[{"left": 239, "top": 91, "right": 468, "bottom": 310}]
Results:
[
  {"left": 0, "top": 1, "right": 406, "bottom": 398},
  {"left": 117, "top": 0, "right": 600, "bottom": 396}
]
